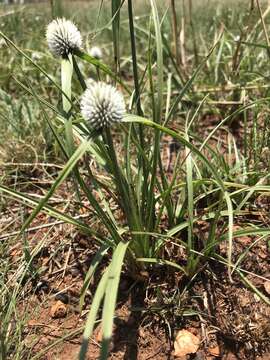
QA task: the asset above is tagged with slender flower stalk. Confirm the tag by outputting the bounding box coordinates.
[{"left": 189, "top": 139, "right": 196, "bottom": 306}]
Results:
[{"left": 80, "top": 82, "right": 125, "bottom": 130}]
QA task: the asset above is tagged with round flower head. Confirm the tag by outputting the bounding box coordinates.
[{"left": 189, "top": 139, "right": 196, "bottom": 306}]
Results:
[
  {"left": 80, "top": 82, "right": 125, "bottom": 130},
  {"left": 46, "top": 18, "right": 82, "bottom": 58},
  {"left": 89, "top": 46, "right": 103, "bottom": 60}
]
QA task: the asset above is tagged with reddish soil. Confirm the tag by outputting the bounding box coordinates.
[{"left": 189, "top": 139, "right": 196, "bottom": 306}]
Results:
[{"left": 7, "top": 213, "right": 269, "bottom": 360}]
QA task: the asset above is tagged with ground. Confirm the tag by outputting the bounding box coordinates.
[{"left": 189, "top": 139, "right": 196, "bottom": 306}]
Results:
[{"left": 3, "top": 117, "right": 270, "bottom": 359}]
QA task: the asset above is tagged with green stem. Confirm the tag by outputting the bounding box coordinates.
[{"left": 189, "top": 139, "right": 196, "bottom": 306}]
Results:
[
  {"left": 61, "top": 56, "right": 74, "bottom": 154},
  {"left": 103, "top": 128, "right": 145, "bottom": 257},
  {"left": 61, "top": 56, "right": 73, "bottom": 116},
  {"left": 61, "top": 55, "right": 81, "bottom": 203},
  {"left": 127, "top": 0, "right": 143, "bottom": 116},
  {"left": 127, "top": 0, "right": 147, "bottom": 220}
]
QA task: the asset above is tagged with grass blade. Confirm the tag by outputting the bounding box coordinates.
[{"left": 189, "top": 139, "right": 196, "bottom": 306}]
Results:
[
  {"left": 79, "top": 267, "right": 110, "bottom": 360},
  {"left": 111, "top": 0, "right": 121, "bottom": 73},
  {"left": 100, "top": 241, "right": 129, "bottom": 359},
  {"left": 150, "top": 0, "right": 163, "bottom": 123},
  {"left": 20, "top": 141, "right": 90, "bottom": 234},
  {"left": 80, "top": 244, "right": 110, "bottom": 311},
  {"left": 73, "top": 49, "right": 130, "bottom": 94}
]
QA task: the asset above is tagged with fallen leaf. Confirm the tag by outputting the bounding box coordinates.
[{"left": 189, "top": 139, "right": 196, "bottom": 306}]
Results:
[
  {"left": 50, "top": 300, "right": 67, "bottom": 319},
  {"left": 209, "top": 345, "right": 220, "bottom": 357},
  {"left": 174, "top": 329, "right": 200, "bottom": 357}
]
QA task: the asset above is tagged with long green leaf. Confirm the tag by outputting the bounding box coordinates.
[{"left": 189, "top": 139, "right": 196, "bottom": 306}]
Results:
[
  {"left": 137, "top": 257, "right": 187, "bottom": 274},
  {"left": 124, "top": 115, "right": 225, "bottom": 191},
  {"left": 236, "top": 270, "right": 270, "bottom": 306},
  {"left": 79, "top": 267, "right": 110, "bottom": 360},
  {"left": 100, "top": 241, "right": 129, "bottom": 359},
  {"left": 0, "top": 184, "right": 94, "bottom": 236},
  {"left": 111, "top": 0, "right": 121, "bottom": 73},
  {"left": 150, "top": 0, "right": 163, "bottom": 123},
  {"left": 20, "top": 141, "right": 90, "bottom": 233},
  {"left": 224, "top": 192, "right": 234, "bottom": 280},
  {"left": 73, "top": 49, "right": 131, "bottom": 94},
  {"left": 80, "top": 244, "right": 110, "bottom": 311}
]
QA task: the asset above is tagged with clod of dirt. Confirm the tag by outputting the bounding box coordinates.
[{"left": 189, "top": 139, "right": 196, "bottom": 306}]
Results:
[
  {"left": 264, "top": 281, "right": 270, "bottom": 295},
  {"left": 50, "top": 300, "right": 67, "bottom": 319},
  {"left": 174, "top": 329, "right": 200, "bottom": 357}
]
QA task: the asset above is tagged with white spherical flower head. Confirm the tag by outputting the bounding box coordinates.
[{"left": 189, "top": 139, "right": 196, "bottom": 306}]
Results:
[
  {"left": 89, "top": 46, "right": 103, "bottom": 60},
  {"left": 80, "top": 82, "right": 125, "bottom": 130},
  {"left": 46, "top": 18, "right": 82, "bottom": 58}
]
